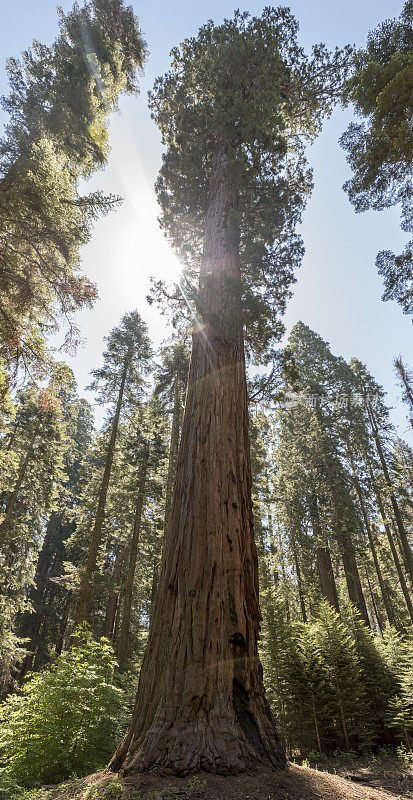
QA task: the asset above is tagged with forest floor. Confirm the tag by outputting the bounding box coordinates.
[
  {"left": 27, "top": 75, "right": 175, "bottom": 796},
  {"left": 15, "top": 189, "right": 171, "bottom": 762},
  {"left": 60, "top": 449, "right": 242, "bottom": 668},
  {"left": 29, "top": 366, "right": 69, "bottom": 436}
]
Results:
[{"left": 40, "top": 758, "right": 413, "bottom": 800}]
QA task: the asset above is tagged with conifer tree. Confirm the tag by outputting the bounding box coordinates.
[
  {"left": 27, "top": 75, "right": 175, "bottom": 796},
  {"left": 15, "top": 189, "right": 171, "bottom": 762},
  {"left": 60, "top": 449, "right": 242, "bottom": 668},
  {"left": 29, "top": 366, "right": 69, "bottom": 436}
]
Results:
[
  {"left": 0, "top": 0, "right": 146, "bottom": 390},
  {"left": 340, "top": 1, "right": 413, "bottom": 315},
  {"left": 117, "top": 401, "right": 167, "bottom": 670},
  {"left": 394, "top": 357, "right": 413, "bottom": 429},
  {"left": 0, "top": 387, "right": 67, "bottom": 692},
  {"left": 74, "top": 311, "right": 151, "bottom": 626},
  {"left": 110, "top": 9, "right": 350, "bottom": 776},
  {"left": 154, "top": 338, "right": 190, "bottom": 534},
  {"left": 17, "top": 388, "right": 94, "bottom": 678}
]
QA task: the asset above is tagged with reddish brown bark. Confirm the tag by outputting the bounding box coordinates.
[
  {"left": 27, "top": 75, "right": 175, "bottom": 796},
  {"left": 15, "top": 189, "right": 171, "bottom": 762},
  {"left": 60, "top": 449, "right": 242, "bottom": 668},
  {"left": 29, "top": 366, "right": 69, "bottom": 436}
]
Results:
[
  {"left": 309, "top": 495, "right": 340, "bottom": 614},
  {"left": 110, "top": 146, "right": 284, "bottom": 775}
]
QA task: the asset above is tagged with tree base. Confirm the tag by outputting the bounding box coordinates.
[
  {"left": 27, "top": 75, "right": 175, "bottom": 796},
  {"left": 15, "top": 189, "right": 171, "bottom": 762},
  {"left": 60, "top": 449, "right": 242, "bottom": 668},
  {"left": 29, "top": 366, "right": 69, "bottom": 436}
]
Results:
[{"left": 111, "top": 697, "right": 286, "bottom": 777}]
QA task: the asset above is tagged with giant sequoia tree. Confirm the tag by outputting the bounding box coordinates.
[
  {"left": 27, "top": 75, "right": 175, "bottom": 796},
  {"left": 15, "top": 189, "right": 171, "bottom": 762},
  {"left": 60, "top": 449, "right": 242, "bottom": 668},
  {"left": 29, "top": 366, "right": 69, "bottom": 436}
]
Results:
[{"left": 110, "top": 9, "right": 349, "bottom": 777}]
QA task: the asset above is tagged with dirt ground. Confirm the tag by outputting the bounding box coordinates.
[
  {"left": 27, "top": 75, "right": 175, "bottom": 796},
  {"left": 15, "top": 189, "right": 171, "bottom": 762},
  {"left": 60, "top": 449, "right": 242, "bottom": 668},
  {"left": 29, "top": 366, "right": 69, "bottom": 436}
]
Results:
[{"left": 48, "top": 761, "right": 413, "bottom": 800}]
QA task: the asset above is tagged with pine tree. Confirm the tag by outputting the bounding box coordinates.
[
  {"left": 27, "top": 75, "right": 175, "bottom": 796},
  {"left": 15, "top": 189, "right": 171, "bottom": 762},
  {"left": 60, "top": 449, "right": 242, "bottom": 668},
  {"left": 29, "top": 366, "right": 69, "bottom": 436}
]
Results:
[
  {"left": 0, "top": 386, "right": 67, "bottom": 692},
  {"left": 74, "top": 311, "right": 151, "bottom": 626},
  {"left": 16, "top": 387, "right": 94, "bottom": 678},
  {"left": 340, "top": 1, "right": 413, "bottom": 315},
  {"left": 117, "top": 401, "right": 167, "bottom": 670},
  {"left": 154, "top": 338, "right": 190, "bottom": 535},
  {"left": 0, "top": 0, "right": 146, "bottom": 390},
  {"left": 394, "top": 357, "right": 413, "bottom": 430}
]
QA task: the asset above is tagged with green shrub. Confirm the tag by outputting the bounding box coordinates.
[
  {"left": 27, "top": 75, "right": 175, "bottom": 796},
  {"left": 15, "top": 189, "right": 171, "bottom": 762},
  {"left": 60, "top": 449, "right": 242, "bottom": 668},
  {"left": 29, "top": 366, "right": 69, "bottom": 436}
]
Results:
[{"left": 0, "top": 625, "right": 126, "bottom": 788}]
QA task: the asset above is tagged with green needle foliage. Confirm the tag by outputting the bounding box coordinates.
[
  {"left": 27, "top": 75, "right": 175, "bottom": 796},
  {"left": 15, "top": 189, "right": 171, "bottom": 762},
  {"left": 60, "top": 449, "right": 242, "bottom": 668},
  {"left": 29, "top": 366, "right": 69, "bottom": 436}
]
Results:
[
  {"left": 149, "top": 7, "right": 352, "bottom": 363},
  {"left": 340, "top": 1, "right": 413, "bottom": 315},
  {"left": 0, "top": 0, "right": 146, "bottom": 390},
  {"left": 0, "top": 625, "right": 125, "bottom": 788}
]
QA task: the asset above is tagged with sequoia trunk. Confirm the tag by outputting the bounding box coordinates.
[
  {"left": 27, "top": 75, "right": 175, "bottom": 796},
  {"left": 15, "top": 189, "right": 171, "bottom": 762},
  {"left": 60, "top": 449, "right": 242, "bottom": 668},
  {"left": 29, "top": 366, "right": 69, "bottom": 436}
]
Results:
[{"left": 110, "top": 145, "right": 285, "bottom": 775}]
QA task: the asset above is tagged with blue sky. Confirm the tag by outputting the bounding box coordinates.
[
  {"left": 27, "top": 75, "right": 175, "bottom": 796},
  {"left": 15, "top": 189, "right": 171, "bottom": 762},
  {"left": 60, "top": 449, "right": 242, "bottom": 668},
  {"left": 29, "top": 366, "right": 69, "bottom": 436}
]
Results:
[{"left": 1, "top": 0, "right": 412, "bottom": 439}]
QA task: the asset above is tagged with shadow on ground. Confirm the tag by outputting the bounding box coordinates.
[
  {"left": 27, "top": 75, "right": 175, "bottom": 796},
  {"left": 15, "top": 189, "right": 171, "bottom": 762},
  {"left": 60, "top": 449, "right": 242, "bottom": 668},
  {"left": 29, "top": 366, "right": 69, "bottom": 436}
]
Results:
[{"left": 46, "top": 762, "right": 413, "bottom": 800}]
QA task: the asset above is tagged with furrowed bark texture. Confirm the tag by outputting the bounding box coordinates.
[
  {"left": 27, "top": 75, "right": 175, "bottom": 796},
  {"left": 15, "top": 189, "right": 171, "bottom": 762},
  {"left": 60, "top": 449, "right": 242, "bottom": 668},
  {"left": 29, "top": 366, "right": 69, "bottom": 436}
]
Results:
[{"left": 110, "top": 146, "right": 285, "bottom": 776}]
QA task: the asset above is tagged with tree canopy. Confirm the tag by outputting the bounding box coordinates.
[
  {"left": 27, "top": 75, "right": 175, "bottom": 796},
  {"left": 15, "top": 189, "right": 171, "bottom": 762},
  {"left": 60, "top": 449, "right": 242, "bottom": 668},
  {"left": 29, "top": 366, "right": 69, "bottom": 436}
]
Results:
[
  {"left": 149, "top": 7, "right": 351, "bottom": 362},
  {"left": 0, "top": 0, "right": 146, "bottom": 391},
  {"left": 340, "top": 1, "right": 413, "bottom": 315}
]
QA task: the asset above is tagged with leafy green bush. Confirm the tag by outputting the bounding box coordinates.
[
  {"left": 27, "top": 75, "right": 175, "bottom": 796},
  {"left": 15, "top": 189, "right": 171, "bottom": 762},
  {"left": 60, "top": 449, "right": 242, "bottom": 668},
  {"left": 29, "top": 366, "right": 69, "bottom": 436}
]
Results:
[{"left": 0, "top": 625, "right": 126, "bottom": 788}]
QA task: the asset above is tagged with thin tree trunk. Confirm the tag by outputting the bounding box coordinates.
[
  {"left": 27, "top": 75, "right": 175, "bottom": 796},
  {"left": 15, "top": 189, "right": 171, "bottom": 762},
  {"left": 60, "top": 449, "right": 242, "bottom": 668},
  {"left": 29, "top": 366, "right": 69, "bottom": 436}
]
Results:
[
  {"left": 164, "top": 377, "right": 182, "bottom": 534},
  {"left": 117, "top": 445, "right": 149, "bottom": 670},
  {"left": 18, "top": 517, "right": 57, "bottom": 680},
  {"left": 346, "top": 447, "right": 397, "bottom": 628},
  {"left": 394, "top": 357, "right": 413, "bottom": 428},
  {"left": 365, "top": 568, "right": 384, "bottom": 635},
  {"left": 368, "top": 404, "right": 413, "bottom": 583},
  {"left": 290, "top": 530, "right": 307, "bottom": 623},
  {"left": 0, "top": 429, "right": 36, "bottom": 548},
  {"left": 104, "top": 545, "right": 124, "bottom": 641},
  {"left": 338, "top": 696, "right": 350, "bottom": 751},
  {"left": 314, "top": 409, "right": 369, "bottom": 625},
  {"left": 277, "top": 527, "right": 291, "bottom": 621},
  {"left": 113, "top": 590, "right": 122, "bottom": 645},
  {"left": 55, "top": 596, "right": 72, "bottom": 655},
  {"left": 264, "top": 470, "right": 279, "bottom": 586},
  {"left": 149, "top": 562, "right": 159, "bottom": 621},
  {"left": 366, "top": 455, "right": 413, "bottom": 623},
  {"left": 309, "top": 495, "right": 340, "bottom": 614},
  {"left": 74, "top": 359, "right": 129, "bottom": 627},
  {"left": 110, "top": 144, "right": 285, "bottom": 776},
  {"left": 311, "top": 691, "right": 322, "bottom": 753}
]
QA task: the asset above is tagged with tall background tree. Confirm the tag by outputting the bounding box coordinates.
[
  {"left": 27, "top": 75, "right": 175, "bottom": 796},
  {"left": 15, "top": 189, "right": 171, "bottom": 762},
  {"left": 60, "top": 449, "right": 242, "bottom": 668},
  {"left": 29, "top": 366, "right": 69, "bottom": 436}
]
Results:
[
  {"left": 0, "top": 0, "right": 146, "bottom": 396},
  {"left": 340, "top": 1, "right": 413, "bottom": 315},
  {"left": 74, "top": 310, "right": 152, "bottom": 626}
]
